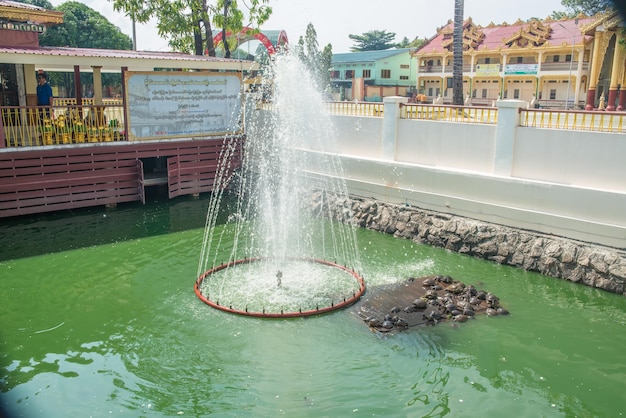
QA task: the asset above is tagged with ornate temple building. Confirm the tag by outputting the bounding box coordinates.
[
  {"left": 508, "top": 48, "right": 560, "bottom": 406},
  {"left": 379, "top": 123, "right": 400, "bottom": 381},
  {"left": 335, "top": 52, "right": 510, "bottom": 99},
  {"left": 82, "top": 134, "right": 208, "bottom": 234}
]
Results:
[{"left": 413, "top": 12, "right": 625, "bottom": 110}]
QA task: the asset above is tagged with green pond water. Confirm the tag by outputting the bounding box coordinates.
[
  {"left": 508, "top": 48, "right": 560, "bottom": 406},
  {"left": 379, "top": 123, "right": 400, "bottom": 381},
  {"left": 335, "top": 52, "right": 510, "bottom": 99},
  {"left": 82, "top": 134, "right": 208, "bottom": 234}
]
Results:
[{"left": 1, "top": 195, "right": 625, "bottom": 418}]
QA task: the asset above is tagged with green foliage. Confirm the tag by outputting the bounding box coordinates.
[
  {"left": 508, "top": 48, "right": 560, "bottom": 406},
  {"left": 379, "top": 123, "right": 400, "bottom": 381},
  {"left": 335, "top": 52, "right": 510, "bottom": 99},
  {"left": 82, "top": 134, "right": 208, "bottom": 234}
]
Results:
[
  {"left": 12, "top": 0, "right": 53, "bottom": 8},
  {"left": 15, "top": 2, "right": 131, "bottom": 96},
  {"left": 396, "top": 36, "right": 427, "bottom": 49},
  {"left": 296, "top": 23, "right": 332, "bottom": 92},
  {"left": 349, "top": 30, "right": 397, "bottom": 52},
  {"left": 560, "top": 0, "right": 613, "bottom": 15},
  {"left": 40, "top": 2, "right": 132, "bottom": 50},
  {"left": 111, "top": 0, "right": 272, "bottom": 55}
]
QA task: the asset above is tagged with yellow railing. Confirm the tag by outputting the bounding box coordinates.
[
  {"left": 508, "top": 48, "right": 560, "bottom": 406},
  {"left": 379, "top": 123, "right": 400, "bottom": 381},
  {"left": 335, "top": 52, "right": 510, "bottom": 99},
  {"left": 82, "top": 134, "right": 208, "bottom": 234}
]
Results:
[
  {"left": 1, "top": 104, "right": 125, "bottom": 147},
  {"left": 400, "top": 104, "right": 498, "bottom": 124},
  {"left": 325, "top": 101, "right": 384, "bottom": 117},
  {"left": 520, "top": 108, "right": 626, "bottom": 133},
  {"left": 53, "top": 98, "right": 124, "bottom": 107}
]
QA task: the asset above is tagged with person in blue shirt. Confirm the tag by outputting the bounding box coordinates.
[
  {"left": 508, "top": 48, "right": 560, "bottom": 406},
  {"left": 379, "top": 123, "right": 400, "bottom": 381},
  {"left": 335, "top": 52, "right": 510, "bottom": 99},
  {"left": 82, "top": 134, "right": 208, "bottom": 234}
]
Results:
[{"left": 36, "top": 72, "right": 53, "bottom": 119}]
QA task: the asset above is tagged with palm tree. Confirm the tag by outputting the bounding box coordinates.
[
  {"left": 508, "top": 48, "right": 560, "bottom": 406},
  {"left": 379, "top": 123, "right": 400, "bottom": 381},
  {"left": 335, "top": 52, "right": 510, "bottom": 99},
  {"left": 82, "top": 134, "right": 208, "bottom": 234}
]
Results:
[{"left": 452, "top": 0, "right": 464, "bottom": 106}]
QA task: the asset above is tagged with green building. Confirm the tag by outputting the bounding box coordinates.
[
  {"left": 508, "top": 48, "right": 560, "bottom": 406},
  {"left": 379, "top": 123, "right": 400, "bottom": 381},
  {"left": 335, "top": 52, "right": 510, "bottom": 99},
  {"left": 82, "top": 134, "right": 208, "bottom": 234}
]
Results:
[{"left": 330, "top": 49, "right": 417, "bottom": 101}]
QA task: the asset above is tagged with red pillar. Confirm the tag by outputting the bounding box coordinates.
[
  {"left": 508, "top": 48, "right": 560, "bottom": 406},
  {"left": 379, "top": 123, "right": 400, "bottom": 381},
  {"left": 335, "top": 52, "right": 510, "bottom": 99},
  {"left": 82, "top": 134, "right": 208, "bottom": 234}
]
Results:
[
  {"left": 618, "top": 90, "right": 626, "bottom": 111},
  {"left": 606, "top": 89, "right": 618, "bottom": 111},
  {"left": 585, "top": 88, "right": 596, "bottom": 110}
]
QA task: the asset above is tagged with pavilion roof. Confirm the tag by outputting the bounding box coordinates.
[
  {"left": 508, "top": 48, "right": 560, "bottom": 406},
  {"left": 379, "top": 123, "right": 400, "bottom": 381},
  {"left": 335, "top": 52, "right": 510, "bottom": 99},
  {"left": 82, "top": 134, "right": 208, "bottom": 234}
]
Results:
[
  {"left": 415, "top": 15, "right": 597, "bottom": 55},
  {"left": 0, "top": 45, "right": 258, "bottom": 73},
  {"left": 333, "top": 48, "right": 411, "bottom": 64}
]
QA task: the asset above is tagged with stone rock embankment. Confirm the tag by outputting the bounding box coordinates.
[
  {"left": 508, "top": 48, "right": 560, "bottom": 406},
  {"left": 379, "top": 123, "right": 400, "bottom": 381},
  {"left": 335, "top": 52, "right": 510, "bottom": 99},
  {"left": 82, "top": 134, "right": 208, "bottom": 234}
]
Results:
[{"left": 309, "top": 192, "right": 626, "bottom": 296}]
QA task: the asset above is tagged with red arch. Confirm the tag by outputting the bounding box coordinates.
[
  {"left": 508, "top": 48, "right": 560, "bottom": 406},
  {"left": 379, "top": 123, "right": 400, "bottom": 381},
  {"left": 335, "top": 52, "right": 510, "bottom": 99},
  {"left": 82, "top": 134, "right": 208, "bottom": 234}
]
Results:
[{"left": 212, "top": 27, "right": 288, "bottom": 56}]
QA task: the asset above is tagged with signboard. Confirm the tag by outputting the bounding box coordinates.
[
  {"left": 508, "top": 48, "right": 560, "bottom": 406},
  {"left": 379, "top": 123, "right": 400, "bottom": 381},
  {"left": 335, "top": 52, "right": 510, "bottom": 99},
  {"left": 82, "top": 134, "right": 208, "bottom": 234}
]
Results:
[
  {"left": 504, "top": 64, "right": 538, "bottom": 75},
  {"left": 124, "top": 71, "right": 242, "bottom": 140},
  {"left": 475, "top": 63, "right": 500, "bottom": 76}
]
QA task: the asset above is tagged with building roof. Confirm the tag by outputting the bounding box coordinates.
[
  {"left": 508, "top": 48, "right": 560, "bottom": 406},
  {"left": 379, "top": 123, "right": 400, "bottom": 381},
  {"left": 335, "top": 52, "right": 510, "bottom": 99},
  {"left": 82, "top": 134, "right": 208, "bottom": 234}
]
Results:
[
  {"left": 0, "top": 45, "right": 259, "bottom": 72},
  {"left": 332, "top": 48, "right": 411, "bottom": 64},
  {"left": 0, "top": 0, "right": 63, "bottom": 25},
  {"left": 416, "top": 16, "right": 596, "bottom": 55}
]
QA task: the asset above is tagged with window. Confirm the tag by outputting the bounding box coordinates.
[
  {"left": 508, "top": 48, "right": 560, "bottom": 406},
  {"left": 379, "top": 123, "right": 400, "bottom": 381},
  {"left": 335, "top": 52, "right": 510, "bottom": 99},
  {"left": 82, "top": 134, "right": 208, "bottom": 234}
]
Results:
[
  {"left": 381, "top": 69, "right": 391, "bottom": 79},
  {"left": 400, "top": 64, "right": 410, "bottom": 69},
  {"left": 330, "top": 71, "right": 339, "bottom": 79},
  {"left": 400, "top": 75, "right": 409, "bottom": 80},
  {"left": 565, "top": 54, "right": 572, "bottom": 62},
  {"left": 553, "top": 55, "right": 560, "bottom": 63},
  {"left": 345, "top": 70, "right": 354, "bottom": 78},
  {"left": 428, "top": 87, "right": 433, "bottom": 96},
  {"left": 482, "top": 89, "right": 487, "bottom": 98},
  {"left": 516, "top": 57, "right": 523, "bottom": 63},
  {"left": 513, "top": 89, "right": 520, "bottom": 99},
  {"left": 549, "top": 89, "right": 557, "bottom": 100},
  {"left": 362, "top": 69, "right": 371, "bottom": 78},
  {"left": 485, "top": 57, "right": 491, "bottom": 64}
]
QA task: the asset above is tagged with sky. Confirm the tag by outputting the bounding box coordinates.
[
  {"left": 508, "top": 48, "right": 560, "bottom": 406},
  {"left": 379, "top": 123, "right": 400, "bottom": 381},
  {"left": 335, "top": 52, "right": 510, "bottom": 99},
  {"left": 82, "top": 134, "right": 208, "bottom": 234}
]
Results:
[{"left": 48, "top": 0, "right": 569, "bottom": 53}]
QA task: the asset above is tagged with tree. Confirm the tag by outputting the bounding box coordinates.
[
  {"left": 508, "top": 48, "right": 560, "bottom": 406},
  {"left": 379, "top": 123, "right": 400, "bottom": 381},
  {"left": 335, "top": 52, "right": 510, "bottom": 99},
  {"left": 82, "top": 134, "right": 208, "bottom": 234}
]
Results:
[
  {"left": 40, "top": 2, "right": 132, "bottom": 50},
  {"left": 561, "top": 0, "right": 613, "bottom": 15},
  {"left": 13, "top": 0, "right": 53, "bottom": 8},
  {"left": 14, "top": 1, "right": 133, "bottom": 97},
  {"left": 452, "top": 0, "right": 464, "bottom": 106},
  {"left": 349, "top": 30, "right": 397, "bottom": 52},
  {"left": 111, "top": 0, "right": 272, "bottom": 56},
  {"left": 297, "top": 23, "right": 332, "bottom": 92},
  {"left": 396, "top": 36, "right": 427, "bottom": 49}
]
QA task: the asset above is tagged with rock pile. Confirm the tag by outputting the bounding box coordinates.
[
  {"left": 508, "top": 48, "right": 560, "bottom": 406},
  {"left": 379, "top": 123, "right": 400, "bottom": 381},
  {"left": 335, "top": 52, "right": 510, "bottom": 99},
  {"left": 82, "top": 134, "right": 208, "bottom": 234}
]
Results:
[
  {"left": 355, "top": 275, "right": 508, "bottom": 334},
  {"left": 309, "top": 192, "right": 626, "bottom": 296}
]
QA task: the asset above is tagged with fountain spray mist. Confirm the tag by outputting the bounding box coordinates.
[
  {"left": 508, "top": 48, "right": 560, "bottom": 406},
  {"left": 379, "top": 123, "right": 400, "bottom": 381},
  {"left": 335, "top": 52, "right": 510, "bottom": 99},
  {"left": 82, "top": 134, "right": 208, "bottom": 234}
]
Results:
[{"left": 196, "top": 53, "right": 363, "bottom": 314}]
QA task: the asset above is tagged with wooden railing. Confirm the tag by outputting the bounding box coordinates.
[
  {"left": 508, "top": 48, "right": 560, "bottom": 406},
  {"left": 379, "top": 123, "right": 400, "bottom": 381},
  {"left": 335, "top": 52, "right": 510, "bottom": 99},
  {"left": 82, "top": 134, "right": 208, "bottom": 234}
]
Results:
[
  {"left": 1, "top": 104, "right": 125, "bottom": 148},
  {"left": 400, "top": 103, "right": 498, "bottom": 124},
  {"left": 520, "top": 108, "right": 626, "bottom": 133}
]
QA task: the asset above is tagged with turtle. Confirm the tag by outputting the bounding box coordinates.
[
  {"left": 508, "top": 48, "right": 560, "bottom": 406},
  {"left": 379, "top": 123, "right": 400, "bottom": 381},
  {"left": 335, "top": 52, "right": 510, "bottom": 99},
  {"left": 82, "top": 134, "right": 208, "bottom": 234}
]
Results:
[
  {"left": 394, "top": 317, "right": 408, "bottom": 328},
  {"left": 403, "top": 305, "right": 416, "bottom": 313},
  {"left": 463, "top": 308, "right": 475, "bottom": 316},
  {"left": 463, "top": 285, "right": 477, "bottom": 297},
  {"left": 445, "top": 303, "right": 458, "bottom": 313},
  {"left": 412, "top": 299, "right": 428, "bottom": 309},
  {"left": 381, "top": 320, "right": 394, "bottom": 329},
  {"left": 485, "top": 308, "right": 499, "bottom": 316},
  {"left": 454, "top": 314, "right": 469, "bottom": 322},
  {"left": 367, "top": 317, "right": 381, "bottom": 327},
  {"left": 425, "top": 310, "right": 442, "bottom": 323},
  {"left": 486, "top": 293, "right": 500, "bottom": 308},
  {"left": 476, "top": 290, "right": 487, "bottom": 300},
  {"left": 422, "top": 277, "right": 436, "bottom": 287},
  {"left": 390, "top": 306, "right": 401, "bottom": 314},
  {"left": 439, "top": 275, "right": 453, "bottom": 284},
  {"left": 497, "top": 307, "right": 510, "bottom": 315},
  {"left": 424, "top": 289, "right": 438, "bottom": 299},
  {"left": 469, "top": 296, "right": 481, "bottom": 305},
  {"left": 447, "top": 282, "right": 465, "bottom": 294}
]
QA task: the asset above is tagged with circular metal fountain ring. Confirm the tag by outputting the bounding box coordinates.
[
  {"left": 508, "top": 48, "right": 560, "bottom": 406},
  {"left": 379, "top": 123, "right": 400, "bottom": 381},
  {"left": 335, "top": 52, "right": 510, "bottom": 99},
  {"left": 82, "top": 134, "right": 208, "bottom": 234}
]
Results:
[{"left": 195, "top": 257, "right": 366, "bottom": 318}]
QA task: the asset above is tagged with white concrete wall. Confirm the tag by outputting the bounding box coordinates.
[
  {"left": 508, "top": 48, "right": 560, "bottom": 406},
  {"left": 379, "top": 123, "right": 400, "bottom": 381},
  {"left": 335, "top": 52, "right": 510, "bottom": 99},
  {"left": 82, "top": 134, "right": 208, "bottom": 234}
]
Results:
[
  {"left": 396, "top": 120, "right": 496, "bottom": 173},
  {"left": 513, "top": 127, "right": 626, "bottom": 192},
  {"left": 252, "top": 99, "right": 626, "bottom": 248},
  {"left": 329, "top": 115, "right": 382, "bottom": 158}
]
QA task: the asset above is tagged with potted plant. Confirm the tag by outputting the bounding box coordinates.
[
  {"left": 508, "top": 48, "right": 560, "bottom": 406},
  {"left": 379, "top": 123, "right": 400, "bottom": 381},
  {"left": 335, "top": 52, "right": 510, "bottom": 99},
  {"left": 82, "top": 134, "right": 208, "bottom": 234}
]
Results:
[
  {"left": 72, "top": 118, "right": 86, "bottom": 143},
  {"left": 55, "top": 114, "right": 71, "bottom": 144},
  {"left": 40, "top": 117, "right": 54, "bottom": 145}
]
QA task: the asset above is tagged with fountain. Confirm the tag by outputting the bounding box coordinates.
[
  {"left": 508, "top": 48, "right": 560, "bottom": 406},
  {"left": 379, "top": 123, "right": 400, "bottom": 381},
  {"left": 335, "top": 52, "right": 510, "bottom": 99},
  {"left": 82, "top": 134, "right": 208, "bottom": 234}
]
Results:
[{"left": 194, "top": 54, "right": 365, "bottom": 317}]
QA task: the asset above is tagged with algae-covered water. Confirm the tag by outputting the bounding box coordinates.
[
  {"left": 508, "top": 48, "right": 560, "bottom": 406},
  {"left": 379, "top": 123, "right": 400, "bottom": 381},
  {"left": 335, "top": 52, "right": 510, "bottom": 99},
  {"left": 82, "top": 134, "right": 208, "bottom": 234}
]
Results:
[{"left": 1, "top": 196, "right": 624, "bottom": 417}]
